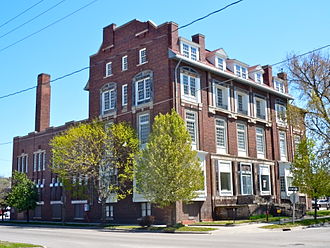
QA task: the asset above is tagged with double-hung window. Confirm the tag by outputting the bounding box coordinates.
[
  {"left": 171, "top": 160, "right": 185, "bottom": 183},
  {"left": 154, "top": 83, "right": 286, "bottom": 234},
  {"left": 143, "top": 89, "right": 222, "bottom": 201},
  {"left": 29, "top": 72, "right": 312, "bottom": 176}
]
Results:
[
  {"left": 237, "top": 123, "right": 247, "bottom": 156},
  {"left": 279, "top": 131, "right": 287, "bottom": 161},
  {"left": 275, "top": 80, "right": 285, "bottom": 93},
  {"left": 102, "top": 89, "right": 116, "bottom": 114},
  {"left": 181, "top": 42, "right": 199, "bottom": 61},
  {"left": 240, "top": 163, "right": 253, "bottom": 195},
  {"left": 275, "top": 99, "right": 287, "bottom": 124},
  {"left": 256, "top": 127, "right": 265, "bottom": 159},
  {"left": 216, "top": 160, "right": 233, "bottom": 196},
  {"left": 139, "top": 48, "right": 147, "bottom": 64},
  {"left": 215, "top": 118, "right": 227, "bottom": 154},
  {"left": 141, "top": 202, "right": 151, "bottom": 217},
  {"left": 138, "top": 113, "right": 150, "bottom": 146},
  {"left": 236, "top": 91, "right": 249, "bottom": 115},
  {"left": 235, "top": 64, "right": 248, "bottom": 79},
  {"left": 254, "top": 96, "right": 267, "bottom": 120},
  {"left": 255, "top": 73, "right": 263, "bottom": 83},
  {"left": 122, "top": 84, "right": 128, "bottom": 106},
  {"left": 106, "top": 205, "right": 114, "bottom": 219},
  {"left": 135, "top": 77, "right": 151, "bottom": 105},
  {"left": 122, "top": 55, "right": 128, "bottom": 71},
  {"left": 216, "top": 57, "right": 225, "bottom": 70},
  {"left": 294, "top": 135, "right": 301, "bottom": 153},
  {"left": 185, "top": 111, "right": 198, "bottom": 150},
  {"left": 105, "top": 62, "right": 112, "bottom": 77},
  {"left": 259, "top": 165, "right": 271, "bottom": 195},
  {"left": 214, "top": 82, "right": 230, "bottom": 110},
  {"left": 180, "top": 69, "right": 200, "bottom": 103}
]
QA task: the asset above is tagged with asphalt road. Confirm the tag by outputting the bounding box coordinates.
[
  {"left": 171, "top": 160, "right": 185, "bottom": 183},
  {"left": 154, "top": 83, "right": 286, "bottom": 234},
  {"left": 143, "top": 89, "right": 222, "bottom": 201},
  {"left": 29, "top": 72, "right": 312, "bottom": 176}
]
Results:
[{"left": 0, "top": 223, "right": 329, "bottom": 248}]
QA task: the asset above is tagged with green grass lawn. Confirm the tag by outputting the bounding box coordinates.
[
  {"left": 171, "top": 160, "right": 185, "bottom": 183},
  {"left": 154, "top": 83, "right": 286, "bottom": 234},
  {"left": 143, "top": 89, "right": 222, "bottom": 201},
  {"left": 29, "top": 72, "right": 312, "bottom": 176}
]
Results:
[
  {"left": 0, "top": 241, "right": 42, "bottom": 248},
  {"left": 260, "top": 217, "right": 330, "bottom": 229},
  {"left": 306, "top": 210, "right": 330, "bottom": 217},
  {"left": 192, "top": 216, "right": 288, "bottom": 226},
  {"left": 105, "top": 225, "right": 216, "bottom": 232}
]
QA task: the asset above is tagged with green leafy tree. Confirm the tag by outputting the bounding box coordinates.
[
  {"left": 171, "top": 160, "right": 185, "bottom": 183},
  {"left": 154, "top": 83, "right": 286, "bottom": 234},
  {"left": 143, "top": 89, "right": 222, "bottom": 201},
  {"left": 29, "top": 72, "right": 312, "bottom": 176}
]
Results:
[
  {"left": 291, "top": 138, "right": 330, "bottom": 219},
  {"left": 287, "top": 52, "right": 330, "bottom": 160},
  {"left": 50, "top": 120, "right": 139, "bottom": 222},
  {"left": 0, "top": 177, "right": 10, "bottom": 221},
  {"left": 136, "top": 109, "right": 204, "bottom": 225},
  {"left": 6, "top": 172, "right": 38, "bottom": 222}
]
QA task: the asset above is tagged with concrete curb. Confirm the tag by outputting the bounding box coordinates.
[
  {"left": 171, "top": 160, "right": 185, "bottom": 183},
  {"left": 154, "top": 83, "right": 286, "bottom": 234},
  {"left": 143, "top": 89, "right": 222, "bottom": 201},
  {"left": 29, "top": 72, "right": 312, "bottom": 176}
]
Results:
[{"left": 102, "top": 228, "right": 212, "bottom": 234}]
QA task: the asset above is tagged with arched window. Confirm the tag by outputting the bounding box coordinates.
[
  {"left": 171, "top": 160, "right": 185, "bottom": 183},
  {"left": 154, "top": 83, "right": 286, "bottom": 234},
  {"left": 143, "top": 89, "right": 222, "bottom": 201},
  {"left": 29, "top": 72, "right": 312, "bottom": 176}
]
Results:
[
  {"left": 132, "top": 70, "right": 153, "bottom": 106},
  {"left": 100, "top": 82, "right": 117, "bottom": 116}
]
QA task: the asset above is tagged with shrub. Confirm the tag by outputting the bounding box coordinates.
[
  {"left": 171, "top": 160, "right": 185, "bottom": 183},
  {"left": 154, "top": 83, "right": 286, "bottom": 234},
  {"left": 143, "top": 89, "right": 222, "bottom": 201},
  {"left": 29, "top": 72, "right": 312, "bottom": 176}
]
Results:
[{"left": 138, "top": 215, "right": 155, "bottom": 227}]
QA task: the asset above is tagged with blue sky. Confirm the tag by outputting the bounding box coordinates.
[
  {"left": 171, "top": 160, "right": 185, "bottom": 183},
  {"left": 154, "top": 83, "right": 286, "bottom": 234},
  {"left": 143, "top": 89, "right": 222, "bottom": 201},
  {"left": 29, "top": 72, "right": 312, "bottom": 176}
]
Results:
[{"left": 1, "top": 0, "right": 330, "bottom": 177}]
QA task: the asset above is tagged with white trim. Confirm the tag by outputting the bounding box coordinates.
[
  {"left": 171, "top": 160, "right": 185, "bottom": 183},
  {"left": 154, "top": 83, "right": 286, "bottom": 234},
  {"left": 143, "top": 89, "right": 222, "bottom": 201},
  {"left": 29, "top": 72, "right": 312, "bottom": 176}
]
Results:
[
  {"left": 138, "top": 48, "right": 147, "bottom": 65},
  {"left": 168, "top": 51, "right": 294, "bottom": 100},
  {"left": 215, "top": 117, "right": 227, "bottom": 154},
  {"left": 71, "top": 200, "right": 88, "bottom": 204},
  {"left": 259, "top": 164, "right": 271, "bottom": 195},
  {"left": 185, "top": 110, "right": 198, "bottom": 150},
  {"left": 50, "top": 201, "right": 63, "bottom": 205},
  {"left": 36, "top": 201, "right": 44, "bottom": 205},
  {"left": 240, "top": 163, "right": 253, "bottom": 195},
  {"left": 105, "top": 62, "right": 113, "bottom": 77},
  {"left": 218, "top": 160, "right": 233, "bottom": 196},
  {"left": 122, "top": 55, "right": 128, "bottom": 71},
  {"left": 279, "top": 131, "right": 287, "bottom": 161},
  {"left": 256, "top": 127, "right": 265, "bottom": 159},
  {"left": 122, "top": 84, "right": 128, "bottom": 106},
  {"left": 254, "top": 96, "right": 267, "bottom": 120},
  {"left": 237, "top": 122, "right": 247, "bottom": 157},
  {"left": 179, "top": 39, "right": 200, "bottom": 61},
  {"left": 180, "top": 70, "right": 201, "bottom": 104}
]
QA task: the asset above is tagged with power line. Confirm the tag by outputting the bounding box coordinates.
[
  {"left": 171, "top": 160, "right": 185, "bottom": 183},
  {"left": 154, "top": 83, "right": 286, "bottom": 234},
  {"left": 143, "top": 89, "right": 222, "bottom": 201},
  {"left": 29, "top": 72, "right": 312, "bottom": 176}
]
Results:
[
  {"left": 175, "top": 0, "right": 243, "bottom": 31},
  {"left": 0, "top": 141, "right": 12, "bottom": 146},
  {"left": 0, "top": 0, "right": 67, "bottom": 40},
  {"left": 0, "top": 0, "right": 99, "bottom": 53},
  {"left": 0, "top": 0, "right": 45, "bottom": 29}
]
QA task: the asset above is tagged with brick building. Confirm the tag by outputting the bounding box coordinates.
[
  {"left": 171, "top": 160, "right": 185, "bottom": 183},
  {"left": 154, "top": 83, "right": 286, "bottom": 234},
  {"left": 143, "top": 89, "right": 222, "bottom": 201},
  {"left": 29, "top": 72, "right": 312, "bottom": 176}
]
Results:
[{"left": 12, "top": 19, "right": 303, "bottom": 223}]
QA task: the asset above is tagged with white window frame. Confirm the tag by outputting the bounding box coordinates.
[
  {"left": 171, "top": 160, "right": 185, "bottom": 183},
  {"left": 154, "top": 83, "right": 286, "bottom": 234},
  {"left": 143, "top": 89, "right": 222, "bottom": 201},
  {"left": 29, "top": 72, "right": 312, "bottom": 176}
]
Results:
[
  {"left": 105, "top": 62, "right": 112, "bottom": 77},
  {"left": 275, "top": 100, "right": 287, "bottom": 124},
  {"left": 235, "top": 90, "right": 250, "bottom": 116},
  {"left": 141, "top": 202, "right": 151, "bottom": 217},
  {"left": 234, "top": 64, "right": 248, "bottom": 79},
  {"left": 135, "top": 77, "right": 151, "bottom": 105},
  {"left": 122, "top": 84, "right": 128, "bottom": 106},
  {"left": 275, "top": 80, "right": 285, "bottom": 93},
  {"left": 218, "top": 160, "right": 233, "bottom": 196},
  {"left": 17, "top": 154, "right": 28, "bottom": 173},
  {"left": 255, "top": 73, "right": 263, "bottom": 83},
  {"left": 213, "top": 82, "right": 230, "bottom": 110},
  {"left": 122, "top": 55, "right": 128, "bottom": 71},
  {"left": 256, "top": 127, "right": 265, "bottom": 159},
  {"left": 180, "top": 72, "right": 201, "bottom": 103},
  {"left": 215, "top": 118, "right": 227, "bottom": 154},
  {"left": 237, "top": 122, "right": 247, "bottom": 157},
  {"left": 254, "top": 96, "right": 267, "bottom": 120},
  {"left": 279, "top": 131, "right": 287, "bottom": 161},
  {"left": 106, "top": 205, "right": 114, "bottom": 219},
  {"left": 138, "top": 113, "right": 150, "bottom": 146},
  {"left": 293, "top": 135, "right": 301, "bottom": 154},
  {"left": 185, "top": 110, "right": 198, "bottom": 150},
  {"left": 259, "top": 164, "right": 271, "bottom": 195},
  {"left": 216, "top": 57, "right": 225, "bottom": 70},
  {"left": 139, "top": 48, "right": 147, "bottom": 65},
  {"left": 102, "top": 89, "right": 116, "bottom": 114},
  {"left": 240, "top": 163, "right": 253, "bottom": 195},
  {"left": 180, "top": 41, "right": 200, "bottom": 61}
]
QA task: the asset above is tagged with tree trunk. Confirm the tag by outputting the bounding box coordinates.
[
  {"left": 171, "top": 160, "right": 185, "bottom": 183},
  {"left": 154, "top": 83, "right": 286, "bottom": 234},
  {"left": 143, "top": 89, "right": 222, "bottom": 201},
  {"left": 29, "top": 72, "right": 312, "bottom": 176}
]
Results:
[
  {"left": 26, "top": 209, "right": 29, "bottom": 222},
  {"left": 166, "top": 203, "right": 176, "bottom": 227},
  {"left": 314, "top": 197, "right": 317, "bottom": 220}
]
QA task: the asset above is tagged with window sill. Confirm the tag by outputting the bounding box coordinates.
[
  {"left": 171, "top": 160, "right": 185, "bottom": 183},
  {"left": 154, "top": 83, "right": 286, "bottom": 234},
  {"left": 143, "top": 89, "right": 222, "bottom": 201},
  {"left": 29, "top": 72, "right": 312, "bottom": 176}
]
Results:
[
  {"left": 137, "top": 61, "right": 148, "bottom": 66},
  {"left": 104, "top": 74, "right": 113, "bottom": 79},
  {"left": 132, "top": 101, "right": 153, "bottom": 112}
]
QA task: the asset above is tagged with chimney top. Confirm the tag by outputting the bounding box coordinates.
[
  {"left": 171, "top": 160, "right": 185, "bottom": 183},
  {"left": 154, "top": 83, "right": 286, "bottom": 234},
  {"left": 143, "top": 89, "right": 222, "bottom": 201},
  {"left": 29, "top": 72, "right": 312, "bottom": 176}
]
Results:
[{"left": 35, "top": 73, "right": 51, "bottom": 132}]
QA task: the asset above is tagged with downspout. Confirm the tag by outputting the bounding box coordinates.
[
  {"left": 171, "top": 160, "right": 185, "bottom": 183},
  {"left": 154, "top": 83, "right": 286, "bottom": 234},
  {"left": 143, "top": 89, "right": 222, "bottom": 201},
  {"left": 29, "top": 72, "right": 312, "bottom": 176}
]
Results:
[{"left": 174, "top": 59, "right": 182, "bottom": 111}]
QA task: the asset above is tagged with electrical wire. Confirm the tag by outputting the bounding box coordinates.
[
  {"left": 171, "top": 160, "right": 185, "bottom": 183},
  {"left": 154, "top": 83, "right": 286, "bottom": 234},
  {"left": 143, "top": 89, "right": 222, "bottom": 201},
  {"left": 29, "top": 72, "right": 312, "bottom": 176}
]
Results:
[
  {"left": 0, "top": 0, "right": 99, "bottom": 53},
  {"left": 0, "top": 0, "right": 67, "bottom": 40},
  {"left": 0, "top": 0, "right": 45, "bottom": 29}
]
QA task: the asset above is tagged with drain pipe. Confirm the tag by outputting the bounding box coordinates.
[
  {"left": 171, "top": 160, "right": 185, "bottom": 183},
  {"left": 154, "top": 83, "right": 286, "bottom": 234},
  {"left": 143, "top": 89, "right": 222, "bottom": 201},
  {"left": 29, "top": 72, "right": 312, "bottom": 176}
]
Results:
[{"left": 174, "top": 59, "right": 182, "bottom": 111}]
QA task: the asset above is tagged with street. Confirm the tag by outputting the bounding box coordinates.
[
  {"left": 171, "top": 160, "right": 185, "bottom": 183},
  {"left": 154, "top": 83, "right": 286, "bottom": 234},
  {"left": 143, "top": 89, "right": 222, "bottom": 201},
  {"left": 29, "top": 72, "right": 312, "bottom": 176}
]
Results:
[{"left": 0, "top": 223, "right": 329, "bottom": 248}]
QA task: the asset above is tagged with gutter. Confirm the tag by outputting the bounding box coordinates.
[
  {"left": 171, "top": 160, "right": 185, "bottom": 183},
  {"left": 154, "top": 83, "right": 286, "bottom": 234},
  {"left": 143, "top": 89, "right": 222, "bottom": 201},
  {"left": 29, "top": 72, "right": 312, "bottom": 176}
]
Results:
[{"left": 168, "top": 50, "right": 294, "bottom": 100}]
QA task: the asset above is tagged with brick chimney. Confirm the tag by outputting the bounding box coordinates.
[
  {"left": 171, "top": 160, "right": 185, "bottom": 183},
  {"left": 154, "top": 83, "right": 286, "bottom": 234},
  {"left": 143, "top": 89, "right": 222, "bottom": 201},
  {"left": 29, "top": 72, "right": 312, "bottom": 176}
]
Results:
[
  {"left": 102, "top": 23, "right": 116, "bottom": 49},
  {"left": 192, "top": 33, "right": 205, "bottom": 61},
  {"left": 262, "top": 65, "right": 273, "bottom": 87},
  {"left": 35, "top": 73, "right": 51, "bottom": 132}
]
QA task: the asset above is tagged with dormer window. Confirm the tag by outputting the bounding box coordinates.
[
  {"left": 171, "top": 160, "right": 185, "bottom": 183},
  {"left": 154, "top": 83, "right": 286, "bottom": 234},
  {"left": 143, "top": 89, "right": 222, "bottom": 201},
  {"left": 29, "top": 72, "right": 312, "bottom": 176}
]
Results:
[
  {"left": 216, "top": 57, "right": 225, "bottom": 70},
  {"left": 275, "top": 80, "right": 285, "bottom": 93},
  {"left": 255, "top": 73, "right": 263, "bottom": 83},
  {"left": 180, "top": 41, "right": 199, "bottom": 61},
  {"left": 235, "top": 64, "right": 247, "bottom": 79}
]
